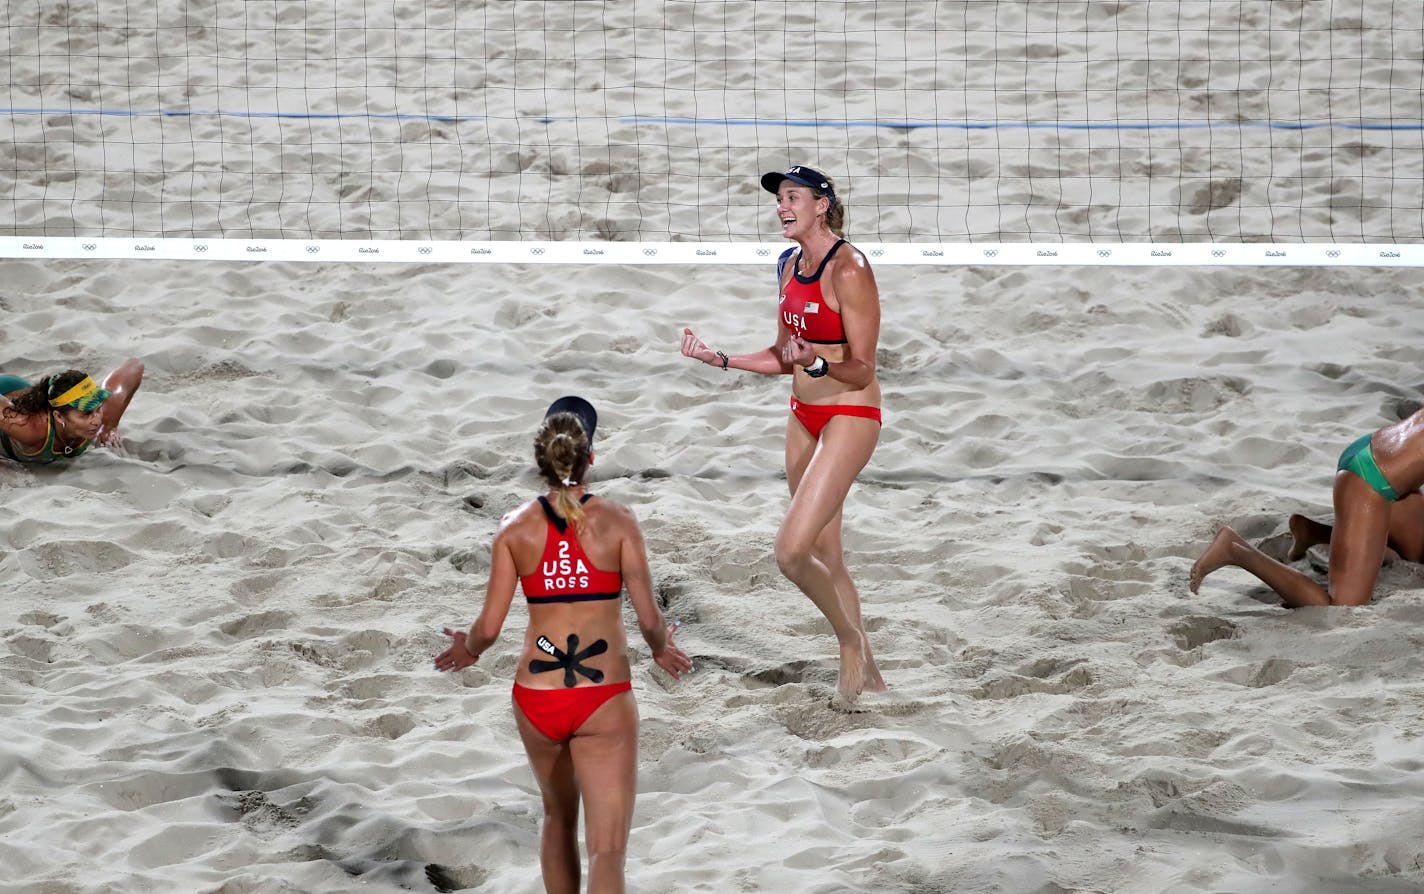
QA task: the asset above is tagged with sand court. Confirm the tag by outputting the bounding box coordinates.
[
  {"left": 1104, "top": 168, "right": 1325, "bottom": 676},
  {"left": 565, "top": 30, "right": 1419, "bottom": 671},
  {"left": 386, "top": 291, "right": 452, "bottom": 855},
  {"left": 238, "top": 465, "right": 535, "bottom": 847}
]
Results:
[
  {"left": 4, "top": 258, "right": 1424, "bottom": 891},
  {"left": 6, "top": 0, "right": 1424, "bottom": 890}
]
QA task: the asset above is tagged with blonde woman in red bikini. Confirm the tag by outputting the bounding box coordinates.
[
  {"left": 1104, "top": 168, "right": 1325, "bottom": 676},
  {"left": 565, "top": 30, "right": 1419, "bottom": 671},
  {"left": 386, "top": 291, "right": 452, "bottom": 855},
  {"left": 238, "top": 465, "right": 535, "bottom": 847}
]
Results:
[
  {"left": 680, "top": 165, "right": 886, "bottom": 699},
  {"left": 435, "top": 396, "right": 690, "bottom": 893}
]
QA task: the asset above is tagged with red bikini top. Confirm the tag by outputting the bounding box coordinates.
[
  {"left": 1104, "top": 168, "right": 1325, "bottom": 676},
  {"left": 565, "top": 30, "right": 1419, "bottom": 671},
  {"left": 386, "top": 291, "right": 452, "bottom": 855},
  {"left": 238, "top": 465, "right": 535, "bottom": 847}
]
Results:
[
  {"left": 519, "top": 495, "right": 624, "bottom": 603},
  {"left": 778, "top": 239, "right": 848, "bottom": 345}
]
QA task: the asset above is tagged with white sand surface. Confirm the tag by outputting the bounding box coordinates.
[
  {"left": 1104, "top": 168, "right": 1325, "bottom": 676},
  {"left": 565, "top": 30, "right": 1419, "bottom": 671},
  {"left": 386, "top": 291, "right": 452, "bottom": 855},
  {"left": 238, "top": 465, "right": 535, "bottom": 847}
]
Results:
[
  {"left": 6, "top": 1, "right": 1424, "bottom": 891},
  {"left": 4, "top": 258, "right": 1424, "bottom": 893}
]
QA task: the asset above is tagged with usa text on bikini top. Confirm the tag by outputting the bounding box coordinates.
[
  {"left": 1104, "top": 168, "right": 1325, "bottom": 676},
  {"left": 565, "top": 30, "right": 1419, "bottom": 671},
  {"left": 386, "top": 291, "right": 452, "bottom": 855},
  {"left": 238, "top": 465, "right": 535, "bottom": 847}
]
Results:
[
  {"left": 519, "top": 495, "right": 624, "bottom": 603},
  {"left": 777, "top": 239, "right": 848, "bottom": 345}
]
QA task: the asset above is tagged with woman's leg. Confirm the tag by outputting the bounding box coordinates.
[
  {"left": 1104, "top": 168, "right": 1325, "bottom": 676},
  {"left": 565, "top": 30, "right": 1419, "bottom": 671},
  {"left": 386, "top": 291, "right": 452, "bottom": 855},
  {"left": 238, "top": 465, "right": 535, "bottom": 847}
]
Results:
[
  {"left": 1289, "top": 491, "right": 1424, "bottom": 562},
  {"left": 569, "top": 692, "right": 639, "bottom": 894},
  {"left": 808, "top": 504, "right": 886, "bottom": 692},
  {"left": 513, "top": 704, "right": 582, "bottom": 894},
  {"left": 1190, "top": 527, "right": 1333, "bottom": 606},
  {"left": 1191, "top": 472, "right": 1390, "bottom": 606},
  {"left": 1322, "top": 472, "right": 1394, "bottom": 605},
  {"left": 1286, "top": 513, "right": 1333, "bottom": 561},
  {"left": 778, "top": 414, "right": 884, "bottom": 696},
  {"left": 1385, "top": 493, "right": 1424, "bottom": 561}
]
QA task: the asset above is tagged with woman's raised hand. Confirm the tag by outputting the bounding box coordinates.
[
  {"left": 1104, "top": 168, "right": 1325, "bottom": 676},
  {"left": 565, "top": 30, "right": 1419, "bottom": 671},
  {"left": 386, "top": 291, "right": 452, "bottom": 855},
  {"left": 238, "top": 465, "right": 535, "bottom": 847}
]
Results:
[
  {"left": 781, "top": 334, "right": 816, "bottom": 367},
  {"left": 680, "top": 328, "right": 717, "bottom": 366}
]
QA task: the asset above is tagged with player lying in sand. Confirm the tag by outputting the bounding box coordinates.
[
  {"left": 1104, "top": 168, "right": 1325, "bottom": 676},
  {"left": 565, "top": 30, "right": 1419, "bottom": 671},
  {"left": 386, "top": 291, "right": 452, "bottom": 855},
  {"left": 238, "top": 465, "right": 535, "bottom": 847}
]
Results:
[
  {"left": 1191, "top": 410, "right": 1424, "bottom": 606},
  {"left": 0, "top": 360, "right": 144, "bottom": 465},
  {"left": 434, "top": 396, "right": 691, "bottom": 894}
]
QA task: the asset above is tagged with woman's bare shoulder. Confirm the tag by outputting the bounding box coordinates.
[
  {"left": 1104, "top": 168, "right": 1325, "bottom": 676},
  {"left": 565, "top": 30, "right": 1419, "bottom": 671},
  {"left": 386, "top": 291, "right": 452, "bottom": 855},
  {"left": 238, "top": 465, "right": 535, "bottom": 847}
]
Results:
[
  {"left": 0, "top": 409, "right": 44, "bottom": 442},
  {"left": 832, "top": 241, "right": 874, "bottom": 278},
  {"left": 586, "top": 495, "right": 641, "bottom": 531},
  {"left": 494, "top": 498, "right": 546, "bottom": 539}
]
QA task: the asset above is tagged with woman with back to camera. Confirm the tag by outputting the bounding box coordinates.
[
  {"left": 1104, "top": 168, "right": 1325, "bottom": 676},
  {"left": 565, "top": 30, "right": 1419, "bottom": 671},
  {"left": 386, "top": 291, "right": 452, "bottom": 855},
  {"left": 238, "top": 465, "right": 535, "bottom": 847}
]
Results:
[
  {"left": 0, "top": 359, "right": 144, "bottom": 465},
  {"left": 434, "top": 396, "right": 691, "bottom": 894},
  {"left": 1191, "top": 408, "right": 1424, "bottom": 606},
  {"left": 679, "top": 165, "right": 886, "bottom": 699}
]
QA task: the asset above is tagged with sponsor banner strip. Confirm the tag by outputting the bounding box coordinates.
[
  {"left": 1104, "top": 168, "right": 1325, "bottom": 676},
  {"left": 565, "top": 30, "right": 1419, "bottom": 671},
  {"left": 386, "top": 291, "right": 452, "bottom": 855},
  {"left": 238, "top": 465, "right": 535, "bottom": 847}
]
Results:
[{"left": 1, "top": 239, "right": 1421, "bottom": 266}]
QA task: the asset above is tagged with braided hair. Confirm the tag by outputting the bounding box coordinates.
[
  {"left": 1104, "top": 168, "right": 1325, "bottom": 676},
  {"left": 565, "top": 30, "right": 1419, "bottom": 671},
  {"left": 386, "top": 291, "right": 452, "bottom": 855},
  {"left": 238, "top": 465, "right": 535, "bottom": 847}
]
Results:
[{"left": 534, "top": 412, "right": 592, "bottom": 529}]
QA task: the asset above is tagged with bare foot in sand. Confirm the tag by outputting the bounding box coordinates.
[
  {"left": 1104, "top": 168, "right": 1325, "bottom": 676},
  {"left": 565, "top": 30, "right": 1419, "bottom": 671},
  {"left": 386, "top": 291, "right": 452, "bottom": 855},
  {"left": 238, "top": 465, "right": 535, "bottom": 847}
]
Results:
[
  {"left": 1287, "top": 513, "right": 1331, "bottom": 561},
  {"left": 837, "top": 633, "right": 888, "bottom": 700},
  {"left": 1189, "top": 527, "right": 1247, "bottom": 593}
]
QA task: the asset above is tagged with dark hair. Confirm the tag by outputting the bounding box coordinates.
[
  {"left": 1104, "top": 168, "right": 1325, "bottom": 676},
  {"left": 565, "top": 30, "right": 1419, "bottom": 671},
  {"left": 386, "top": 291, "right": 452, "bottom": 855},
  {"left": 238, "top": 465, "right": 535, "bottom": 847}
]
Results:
[
  {"left": 1, "top": 370, "right": 88, "bottom": 421},
  {"left": 535, "top": 412, "right": 592, "bottom": 528}
]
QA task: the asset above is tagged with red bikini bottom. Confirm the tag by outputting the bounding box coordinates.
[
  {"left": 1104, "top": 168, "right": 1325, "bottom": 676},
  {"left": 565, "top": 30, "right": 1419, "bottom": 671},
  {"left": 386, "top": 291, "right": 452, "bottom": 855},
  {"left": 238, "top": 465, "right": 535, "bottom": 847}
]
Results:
[
  {"left": 512, "top": 681, "right": 633, "bottom": 742},
  {"left": 790, "top": 397, "right": 883, "bottom": 440}
]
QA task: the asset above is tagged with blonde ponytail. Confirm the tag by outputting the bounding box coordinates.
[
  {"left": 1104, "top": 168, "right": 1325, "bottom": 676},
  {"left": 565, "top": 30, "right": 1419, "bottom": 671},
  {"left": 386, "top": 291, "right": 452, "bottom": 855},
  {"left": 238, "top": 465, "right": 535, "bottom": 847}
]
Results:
[{"left": 535, "top": 414, "right": 592, "bottom": 528}]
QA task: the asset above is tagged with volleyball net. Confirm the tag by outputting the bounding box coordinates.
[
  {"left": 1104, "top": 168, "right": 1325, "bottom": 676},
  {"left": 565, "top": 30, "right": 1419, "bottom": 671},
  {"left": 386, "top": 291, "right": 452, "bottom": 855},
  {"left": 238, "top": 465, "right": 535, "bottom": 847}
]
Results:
[{"left": 2, "top": 0, "right": 1423, "bottom": 263}]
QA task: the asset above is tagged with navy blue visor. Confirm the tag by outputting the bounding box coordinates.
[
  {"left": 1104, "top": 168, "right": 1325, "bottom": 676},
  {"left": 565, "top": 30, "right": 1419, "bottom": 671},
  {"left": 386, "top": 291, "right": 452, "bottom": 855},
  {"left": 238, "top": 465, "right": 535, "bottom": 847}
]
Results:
[{"left": 761, "top": 166, "right": 836, "bottom": 206}]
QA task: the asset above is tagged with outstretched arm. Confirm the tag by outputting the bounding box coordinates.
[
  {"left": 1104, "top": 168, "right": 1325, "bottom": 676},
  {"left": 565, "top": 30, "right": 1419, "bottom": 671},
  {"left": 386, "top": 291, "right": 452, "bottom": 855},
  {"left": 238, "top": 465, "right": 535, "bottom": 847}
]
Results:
[
  {"left": 435, "top": 526, "right": 519, "bottom": 672},
  {"left": 96, "top": 357, "right": 145, "bottom": 447},
  {"left": 680, "top": 325, "right": 794, "bottom": 376},
  {"left": 618, "top": 507, "right": 692, "bottom": 678}
]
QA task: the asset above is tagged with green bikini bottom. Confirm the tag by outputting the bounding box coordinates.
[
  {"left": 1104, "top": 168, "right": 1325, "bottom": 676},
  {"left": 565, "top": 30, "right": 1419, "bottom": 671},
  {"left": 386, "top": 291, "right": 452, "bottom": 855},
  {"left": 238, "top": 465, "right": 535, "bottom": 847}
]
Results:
[{"left": 1338, "top": 433, "right": 1401, "bottom": 502}]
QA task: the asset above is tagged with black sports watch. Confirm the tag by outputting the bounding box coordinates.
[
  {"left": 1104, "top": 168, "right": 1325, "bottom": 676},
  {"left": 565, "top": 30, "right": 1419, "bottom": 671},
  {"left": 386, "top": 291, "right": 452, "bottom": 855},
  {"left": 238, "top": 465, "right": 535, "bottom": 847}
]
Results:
[{"left": 803, "top": 356, "right": 830, "bottom": 378}]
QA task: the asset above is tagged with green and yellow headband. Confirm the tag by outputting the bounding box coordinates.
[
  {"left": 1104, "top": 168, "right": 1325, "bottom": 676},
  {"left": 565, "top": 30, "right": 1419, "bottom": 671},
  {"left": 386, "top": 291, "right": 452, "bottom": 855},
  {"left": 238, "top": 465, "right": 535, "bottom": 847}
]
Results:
[{"left": 48, "top": 376, "right": 112, "bottom": 412}]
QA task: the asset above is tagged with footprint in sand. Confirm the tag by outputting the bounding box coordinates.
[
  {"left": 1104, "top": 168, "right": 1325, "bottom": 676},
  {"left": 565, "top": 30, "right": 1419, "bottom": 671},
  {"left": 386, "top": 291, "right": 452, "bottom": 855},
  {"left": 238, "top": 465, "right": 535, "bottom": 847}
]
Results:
[
  {"left": 742, "top": 659, "right": 812, "bottom": 688},
  {"left": 1168, "top": 615, "right": 1239, "bottom": 650}
]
